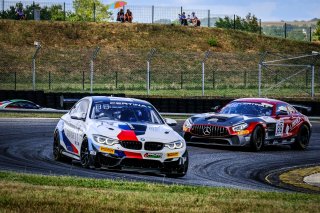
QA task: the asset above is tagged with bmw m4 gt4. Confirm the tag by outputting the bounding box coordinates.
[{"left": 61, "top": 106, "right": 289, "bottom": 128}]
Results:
[
  {"left": 53, "top": 96, "right": 188, "bottom": 177},
  {"left": 183, "top": 98, "right": 311, "bottom": 151}
]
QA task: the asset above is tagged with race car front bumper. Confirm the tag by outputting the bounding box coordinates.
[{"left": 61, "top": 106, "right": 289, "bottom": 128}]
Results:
[{"left": 185, "top": 132, "right": 252, "bottom": 146}]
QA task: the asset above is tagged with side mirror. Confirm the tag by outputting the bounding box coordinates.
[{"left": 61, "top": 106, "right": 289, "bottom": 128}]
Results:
[
  {"left": 164, "top": 118, "right": 177, "bottom": 126},
  {"left": 211, "top": 105, "right": 221, "bottom": 113},
  {"left": 276, "top": 110, "right": 288, "bottom": 117},
  {"left": 71, "top": 112, "right": 86, "bottom": 121}
]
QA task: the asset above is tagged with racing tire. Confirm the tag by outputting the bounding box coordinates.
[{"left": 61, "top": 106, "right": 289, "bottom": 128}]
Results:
[
  {"left": 166, "top": 150, "right": 189, "bottom": 178},
  {"left": 53, "top": 131, "right": 72, "bottom": 163},
  {"left": 80, "top": 137, "right": 91, "bottom": 168},
  {"left": 291, "top": 124, "right": 310, "bottom": 150},
  {"left": 250, "top": 126, "right": 264, "bottom": 152}
]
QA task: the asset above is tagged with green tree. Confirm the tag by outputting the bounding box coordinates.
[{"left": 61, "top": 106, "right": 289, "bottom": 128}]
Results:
[
  {"left": 215, "top": 13, "right": 262, "bottom": 34},
  {"left": 315, "top": 20, "right": 320, "bottom": 40},
  {"left": 69, "top": 0, "right": 111, "bottom": 22}
]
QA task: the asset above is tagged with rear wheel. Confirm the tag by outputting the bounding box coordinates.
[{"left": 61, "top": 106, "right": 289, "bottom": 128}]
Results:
[
  {"left": 291, "top": 124, "right": 310, "bottom": 150},
  {"left": 250, "top": 126, "right": 264, "bottom": 152}
]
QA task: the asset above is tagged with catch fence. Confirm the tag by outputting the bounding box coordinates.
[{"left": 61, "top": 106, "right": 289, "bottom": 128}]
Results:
[{"left": 0, "top": 46, "right": 319, "bottom": 98}]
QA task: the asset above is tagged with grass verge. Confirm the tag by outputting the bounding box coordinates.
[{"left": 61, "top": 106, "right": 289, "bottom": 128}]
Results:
[
  {"left": 0, "top": 112, "right": 63, "bottom": 118},
  {"left": 0, "top": 171, "right": 320, "bottom": 212},
  {"left": 280, "top": 166, "right": 320, "bottom": 192}
]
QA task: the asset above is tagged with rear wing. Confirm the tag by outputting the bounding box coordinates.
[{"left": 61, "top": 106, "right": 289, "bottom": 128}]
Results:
[{"left": 291, "top": 104, "right": 312, "bottom": 115}]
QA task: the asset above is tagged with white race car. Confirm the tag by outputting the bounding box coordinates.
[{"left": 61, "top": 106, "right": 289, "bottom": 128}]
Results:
[{"left": 53, "top": 96, "right": 188, "bottom": 177}]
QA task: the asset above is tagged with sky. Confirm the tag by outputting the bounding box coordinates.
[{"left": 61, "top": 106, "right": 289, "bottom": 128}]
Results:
[{"left": 121, "top": 0, "right": 320, "bottom": 21}]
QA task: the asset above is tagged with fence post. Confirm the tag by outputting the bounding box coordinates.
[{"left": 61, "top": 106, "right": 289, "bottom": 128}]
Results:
[
  {"left": 309, "top": 27, "right": 312, "bottom": 42},
  {"left": 115, "top": 71, "right": 118, "bottom": 88},
  {"left": 311, "top": 65, "right": 315, "bottom": 98},
  {"left": 82, "top": 70, "right": 84, "bottom": 91},
  {"left": 244, "top": 70, "right": 247, "bottom": 88},
  {"left": 180, "top": 6, "right": 182, "bottom": 15},
  {"left": 63, "top": 2, "right": 66, "bottom": 21},
  {"left": 48, "top": 71, "right": 51, "bottom": 90},
  {"left": 152, "top": 5, "right": 154, "bottom": 24},
  {"left": 90, "top": 47, "right": 100, "bottom": 94},
  {"left": 2, "top": 0, "right": 4, "bottom": 13},
  {"left": 284, "top": 23, "right": 287, "bottom": 39},
  {"left": 93, "top": 2, "right": 96, "bottom": 22},
  {"left": 202, "top": 51, "right": 211, "bottom": 96},
  {"left": 14, "top": 72, "right": 16, "bottom": 90},
  {"left": 259, "top": 19, "right": 262, "bottom": 35},
  {"left": 212, "top": 70, "right": 215, "bottom": 89},
  {"left": 233, "top": 14, "right": 236, "bottom": 30},
  {"left": 180, "top": 71, "right": 183, "bottom": 89},
  {"left": 146, "top": 48, "right": 156, "bottom": 95},
  {"left": 32, "top": 42, "right": 41, "bottom": 91},
  {"left": 208, "top": 10, "right": 210, "bottom": 27},
  {"left": 258, "top": 63, "right": 262, "bottom": 97}
]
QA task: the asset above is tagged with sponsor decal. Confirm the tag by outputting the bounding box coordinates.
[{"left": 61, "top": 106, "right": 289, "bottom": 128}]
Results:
[
  {"left": 167, "top": 152, "right": 179, "bottom": 158},
  {"left": 285, "top": 125, "right": 290, "bottom": 134},
  {"left": 275, "top": 119, "right": 284, "bottom": 136},
  {"left": 100, "top": 147, "right": 115, "bottom": 154},
  {"left": 290, "top": 117, "right": 302, "bottom": 130},
  {"left": 144, "top": 153, "right": 162, "bottom": 159}
]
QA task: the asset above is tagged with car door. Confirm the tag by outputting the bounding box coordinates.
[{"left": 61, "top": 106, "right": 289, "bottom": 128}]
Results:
[
  {"left": 274, "top": 103, "right": 294, "bottom": 139},
  {"left": 75, "top": 99, "right": 90, "bottom": 153},
  {"left": 63, "top": 101, "right": 83, "bottom": 155}
]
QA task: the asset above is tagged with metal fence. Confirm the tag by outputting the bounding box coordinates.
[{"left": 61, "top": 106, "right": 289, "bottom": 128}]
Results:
[
  {"left": 1, "top": 46, "right": 319, "bottom": 98},
  {"left": 0, "top": 1, "right": 317, "bottom": 42}
]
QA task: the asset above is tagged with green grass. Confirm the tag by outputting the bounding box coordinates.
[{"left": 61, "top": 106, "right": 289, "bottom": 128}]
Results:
[
  {"left": 0, "top": 171, "right": 320, "bottom": 213},
  {"left": 0, "top": 112, "right": 63, "bottom": 118}
]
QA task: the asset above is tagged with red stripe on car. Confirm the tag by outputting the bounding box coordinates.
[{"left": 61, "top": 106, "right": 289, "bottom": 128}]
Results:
[
  {"left": 117, "top": 130, "right": 139, "bottom": 141},
  {"left": 124, "top": 151, "right": 143, "bottom": 159}
]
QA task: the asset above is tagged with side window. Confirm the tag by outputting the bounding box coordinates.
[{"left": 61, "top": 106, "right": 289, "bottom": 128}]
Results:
[
  {"left": 6, "top": 102, "right": 19, "bottom": 108},
  {"left": 70, "top": 100, "right": 89, "bottom": 116},
  {"left": 287, "top": 105, "right": 297, "bottom": 114},
  {"left": 276, "top": 103, "right": 289, "bottom": 115},
  {"left": 20, "top": 101, "right": 39, "bottom": 109}
]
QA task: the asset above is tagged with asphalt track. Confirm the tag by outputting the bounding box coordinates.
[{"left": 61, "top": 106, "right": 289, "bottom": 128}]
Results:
[{"left": 0, "top": 118, "right": 319, "bottom": 192}]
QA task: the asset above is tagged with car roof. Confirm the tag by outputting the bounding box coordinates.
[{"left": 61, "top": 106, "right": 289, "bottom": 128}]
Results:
[
  {"left": 233, "top": 98, "right": 288, "bottom": 105},
  {"left": 89, "top": 96, "right": 151, "bottom": 105}
]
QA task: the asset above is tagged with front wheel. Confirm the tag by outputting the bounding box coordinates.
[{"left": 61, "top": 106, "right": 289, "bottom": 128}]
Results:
[
  {"left": 166, "top": 150, "right": 189, "bottom": 178},
  {"left": 80, "top": 137, "right": 91, "bottom": 168},
  {"left": 250, "top": 126, "right": 264, "bottom": 152},
  {"left": 291, "top": 124, "right": 310, "bottom": 150}
]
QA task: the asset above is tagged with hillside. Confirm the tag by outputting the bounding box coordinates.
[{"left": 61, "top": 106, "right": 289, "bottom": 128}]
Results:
[
  {"left": 0, "top": 20, "right": 319, "bottom": 98},
  {"left": 0, "top": 20, "right": 319, "bottom": 52}
]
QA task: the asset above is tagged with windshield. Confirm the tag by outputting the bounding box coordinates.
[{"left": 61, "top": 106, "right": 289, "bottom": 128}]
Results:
[
  {"left": 219, "top": 102, "right": 274, "bottom": 116},
  {"left": 90, "top": 100, "right": 164, "bottom": 124}
]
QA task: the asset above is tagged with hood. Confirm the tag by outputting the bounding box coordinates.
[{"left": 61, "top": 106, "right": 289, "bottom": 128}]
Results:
[
  {"left": 192, "top": 113, "right": 251, "bottom": 126},
  {"left": 92, "top": 120, "right": 181, "bottom": 143}
]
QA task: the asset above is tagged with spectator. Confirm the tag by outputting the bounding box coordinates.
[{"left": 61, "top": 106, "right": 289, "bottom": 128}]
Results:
[
  {"left": 180, "top": 12, "right": 187, "bottom": 26},
  {"left": 16, "top": 8, "right": 26, "bottom": 20},
  {"left": 117, "top": 9, "right": 125, "bottom": 23},
  {"left": 125, "top": 9, "right": 133, "bottom": 23}
]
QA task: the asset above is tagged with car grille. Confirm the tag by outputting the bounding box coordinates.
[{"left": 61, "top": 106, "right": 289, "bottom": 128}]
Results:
[
  {"left": 191, "top": 125, "right": 229, "bottom": 137},
  {"left": 144, "top": 142, "right": 164, "bottom": 151},
  {"left": 119, "top": 141, "right": 142, "bottom": 150}
]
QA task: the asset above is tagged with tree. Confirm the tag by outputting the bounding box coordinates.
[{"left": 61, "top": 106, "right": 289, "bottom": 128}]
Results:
[
  {"left": 315, "top": 20, "right": 320, "bottom": 40},
  {"left": 69, "top": 0, "right": 111, "bottom": 22},
  {"left": 215, "top": 13, "right": 262, "bottom": 34}
]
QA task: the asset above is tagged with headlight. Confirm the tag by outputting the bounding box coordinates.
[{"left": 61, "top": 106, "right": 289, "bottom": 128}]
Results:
[
  {"left": 93, "top": 135, "right": 119, "bottom": 146},
  {"left": 183, "top": 118, "right": 193, "bottom": 129},
  {"left": 165, "top": 140, "right": 184, "bottom": 150},
  {"left": 232, "top": 123, "right": 248, "bottom": 132}
]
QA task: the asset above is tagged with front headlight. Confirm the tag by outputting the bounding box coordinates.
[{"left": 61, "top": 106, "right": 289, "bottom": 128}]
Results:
[
  {"left": 183, "top": 118, "right": 193, "bottom": 129},
  {"left": 232, "top": 123, "right": 248, "bottom": 132},
  {"left": 93, "top": 135, "right": 119, "bottom": 146},
  {"left": 165, "top": 140, "right": 184, "bottom": 150}
]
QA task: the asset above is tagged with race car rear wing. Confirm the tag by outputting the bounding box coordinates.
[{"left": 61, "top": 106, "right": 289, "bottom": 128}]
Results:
[{"left": 291, "top": 104, "right": 312, "bottom": 115}]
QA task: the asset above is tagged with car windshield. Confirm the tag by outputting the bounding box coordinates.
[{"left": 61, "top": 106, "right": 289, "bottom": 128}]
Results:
[
  {"left": 219, "top": 102, "right": 274, "bottom": 116},
  {"left": 90, "top": 101, "right": 164, "bottom": 124}
]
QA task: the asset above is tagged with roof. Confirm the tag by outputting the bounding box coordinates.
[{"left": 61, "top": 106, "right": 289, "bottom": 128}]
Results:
[
  {"left": 233, "top": 98, "right": 287, "bottom": 105},
  {"left": 89, "top": 96, "right": 151, "bottom": 105}
]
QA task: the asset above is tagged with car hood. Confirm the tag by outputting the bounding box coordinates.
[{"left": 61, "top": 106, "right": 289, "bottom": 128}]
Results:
[
  {"left": 192, "top": 113, "right": 253, "bottom": 126},
  {"left": 90, "top": 120, "right": 182, "bottom": 143}
]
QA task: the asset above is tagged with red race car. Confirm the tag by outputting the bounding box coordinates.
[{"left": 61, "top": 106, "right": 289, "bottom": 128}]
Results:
[{"left": 183, "top": 98, "right": 312, "bottom": 151}]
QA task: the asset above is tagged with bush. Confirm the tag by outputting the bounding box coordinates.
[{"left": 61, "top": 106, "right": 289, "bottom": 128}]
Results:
[{"left": 208, "top": 37, "right": 218, "bottom": 47}]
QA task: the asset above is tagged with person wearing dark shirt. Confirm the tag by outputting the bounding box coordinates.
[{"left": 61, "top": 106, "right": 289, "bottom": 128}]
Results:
[
  {"left": 117, "top": 9, "right": 125, "bottom": 22},
  {"left": 125, "top": 9, "right": 133, "bottom": 23}
]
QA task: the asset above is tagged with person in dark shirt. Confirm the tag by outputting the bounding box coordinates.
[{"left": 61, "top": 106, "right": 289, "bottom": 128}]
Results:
[
  {"left": 117, "top": 9, "right": 125, "bottom": 22},
  {"left": 16, "top": 8, "right": 26, "bottom": 20},
  {"left": 125, "top": 9, "right": 133, "bottom": 23}
]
